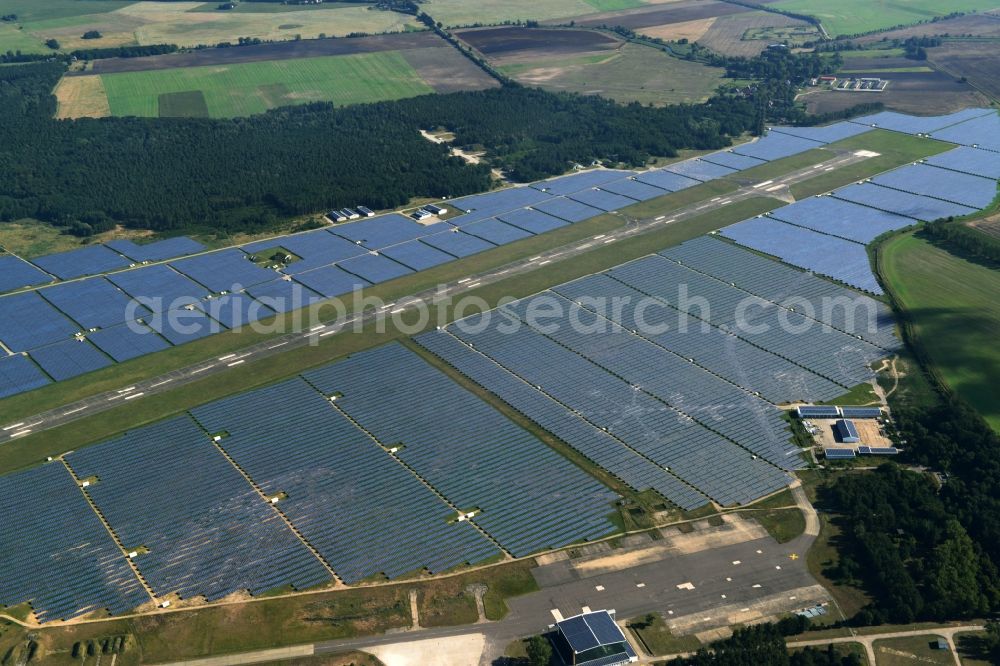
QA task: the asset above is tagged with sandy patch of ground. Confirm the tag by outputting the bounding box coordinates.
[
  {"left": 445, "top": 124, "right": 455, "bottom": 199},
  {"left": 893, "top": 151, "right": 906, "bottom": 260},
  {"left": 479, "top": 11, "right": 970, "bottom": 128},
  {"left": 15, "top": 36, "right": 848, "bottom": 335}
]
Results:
[
  {"left": 365, "top": 633, "right": 485, "bottom": 666},
  {"left": 54, "top": 76, "right": 111, "bottom": 119},
  {"left": 638, "top": 16, "right": 717, "bottom": 41}
]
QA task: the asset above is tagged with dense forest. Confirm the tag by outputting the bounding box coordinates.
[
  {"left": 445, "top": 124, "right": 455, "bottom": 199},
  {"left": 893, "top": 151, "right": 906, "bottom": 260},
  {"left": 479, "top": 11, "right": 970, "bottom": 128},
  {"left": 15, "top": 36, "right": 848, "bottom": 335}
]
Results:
[{"left": 0, "top": 61, "right": 765, "bottom": 235}]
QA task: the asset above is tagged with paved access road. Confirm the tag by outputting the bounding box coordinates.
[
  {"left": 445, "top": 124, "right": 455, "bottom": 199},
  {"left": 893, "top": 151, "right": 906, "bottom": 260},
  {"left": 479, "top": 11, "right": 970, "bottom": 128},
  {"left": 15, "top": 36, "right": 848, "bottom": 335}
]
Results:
[
  {"left": 788, "top": 624, "right": 985, "bottom": 666},
  {"left": 0, "top": 149, "right": 871, "bottom": 444}
]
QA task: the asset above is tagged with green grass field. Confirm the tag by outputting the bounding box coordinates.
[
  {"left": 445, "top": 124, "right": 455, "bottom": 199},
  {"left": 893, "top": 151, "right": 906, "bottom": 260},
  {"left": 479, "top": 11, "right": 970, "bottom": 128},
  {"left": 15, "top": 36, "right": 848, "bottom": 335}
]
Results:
[
  {"left": 0, "top": 22, "right": 50, "bottom": 54},
  {"left": 772, "top": 0, "right": 1000, "bottom": 37},
  {"left": 880, "top": 232, "right": 1000, "bottom": 432},
  {"left": 99, "top": 51, "right": 434, "bottom": 117},
  {"left": 425, "top": 0, "right": 601, "bottom": 26},
  {"left": 872, "top": 635, "right": 954, "bottom": 666},
  {"left": 584, "top": 0, "right": 646, "bottom": 10},
  {"left": 500, "top": 42, "right": 725, "bottom": 106}
]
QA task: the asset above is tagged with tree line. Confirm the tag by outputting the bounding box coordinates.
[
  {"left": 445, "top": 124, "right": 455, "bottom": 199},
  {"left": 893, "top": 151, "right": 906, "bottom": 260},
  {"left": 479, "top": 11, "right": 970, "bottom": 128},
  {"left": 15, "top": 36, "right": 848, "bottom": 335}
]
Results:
[
  {"left": 668, "top": 622, "right": 861, "bottom": 666},
  {"left": 922, "top": 218, "right": 1000, "bottom": 265}
]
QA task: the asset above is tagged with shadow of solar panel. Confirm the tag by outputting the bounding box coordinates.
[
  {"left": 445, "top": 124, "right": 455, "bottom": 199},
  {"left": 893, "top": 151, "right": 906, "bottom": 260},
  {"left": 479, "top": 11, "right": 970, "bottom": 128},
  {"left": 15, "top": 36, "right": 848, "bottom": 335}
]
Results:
[
  {"left": 105, "top": 237, "right": 205, "bottom": 263},
  {"left": 246, "top": 278, "right": 324, "bottom": 313},
  {"left": 463, "top": 218, "right": 535, "bottom": 245},
  {"left": 197, "top": 293, "right": 275, "bottom": 329},
  {"left": 851, "top": 108, "right": 994, "bottom": 134},
  {"left": 553, "top": 274, "right": 844, "bottom": 403},
  {"left": 531, "top": 169, "right": 635, "bottom": 195},
  {"left": 448, "top": 187, "right": 554, "bottom": 225},
  {"left": 0, "top": 353, "right": 51, "bottom": 398},
  {"left": 337, "top": 252, "right": 413, "bottom": 284},
  {"left": 30, "top": 338, "right": 112, "bottom": 382},
  {"left": 0, "top": 463, "right": 147, "bottom": 622},
  {"left": 832, "top": 183, "right": 977, "bottom": 222},
  {"left": 531, "top": 198, "right": 604, "bottom": 223},
  {"left": 731, "top": 133, "right": 821, "bottom": 162},
  {"left": 659, "top": 236, "right": 899, "bottom": 350},
  {"left": 769, "top": 122, "right": 870, "bottom": 144},
  {"left": 380, "top": 239, "right": 456, "bottom": 271},
  {"left": 329, "top": 214, "right": 432, "bottom": 248},
  {"left": 39, "top": 278, "right": 151, "bottom": 330},
  {"left": 931, "top": 112, "right": 1000, "bottom": 152},
  {"left": 420, "top": 230, "right": 496, "bottom": 258},
  {"left": 414, "top": 330, "right": 709, "bottom": 511},
  {"left": 598, "top": 178, "right": 669, "bottom": 201},
  {"left": 88, "top": 322, "right": 170, "bottom": 362},
  {"left": 767, "top": 196, "right": 915, "bottom": 243},
  {"left": 632, "top": 169, "right": 701, "bottom": 192},
  {"left": 700, "top": 151, "right": 767, "bottom": 171},
  {"left": 291, "top": 265, "right": 369, "bottom": 298},
  {"left": 67, "top": 416, "right": 329, "bottom": 601},
  {"left": 171, "top": 249, "right": 277, "bottom": 293},
  {"left": 303, "top": 344, "right": 620, "bottom": 556},
  {"left": 720, "top": 217, "right": 883, "bottom": 294},
  {"left": 664, "top": 159, "right": 738, "bottom": 182},
  {"left": 107, "top": 264, "right": 211, "bottom": 313},
  {"left": 872, "top": 163, "right": 999, "bottom": 209},
  {"left": 146, "top": 308, "right": 224, "bottom": 345},
  {"left": 0, "top": 291, "right": 80, "bottom": 351},
  {"left": 924, "top": 146, "right": 1000, "bottom": 180},
  {"left": 567, "top": 188, "right": 637, "bottom": 212},
  {"left": 0, "top": 255, "right": 53, "bottom": 294},
  {"left": 30, "top": 245, "right": 131, "bottom": 280},
  {"left": 446, "top": 318, "right": 790, "bottom": 506},
  {"left": 497, "top": 207, "right": 570, "bottom": 233},
  {"left": 189, "top": 377, "right": 498, "bottom": 583}
]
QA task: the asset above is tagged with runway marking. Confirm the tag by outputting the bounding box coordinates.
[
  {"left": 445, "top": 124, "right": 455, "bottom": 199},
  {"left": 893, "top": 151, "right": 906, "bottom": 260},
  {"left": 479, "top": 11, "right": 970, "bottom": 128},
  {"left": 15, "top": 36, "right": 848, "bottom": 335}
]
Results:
[
  {"left": 721, "top": 594, "right": 727, "bottom": 599},
  {"left": 458, "top": 278, "right": 471, "bottom": 283},
  {"left": 579, "top": 243, "right": 593, "bottom": 249},
  {"left": 655, "top": 215, "right": 665, "bottom": 221},
  {"left": 775, "top": 565, "right": 782, "bottom": 570},
  {"left": 191, "top": 365, "right": 214, "bottom": 374},
  {"left": 550, "top": 609, "right": 563, "bottom": 622},
  {"left": 467, "top": 282, "right": 481, "bottom": 288},
  {"left": 752, "top": 584, "right": 762, "bottom": 588},
  {"left": 539, "top": 260, "right": 551, "bottom": 266},
  {"left": 124, "top": 392, "right": 144, "bottom": 400},
  {"left": 753, "top": 180, "right": 774, "bottom": 189},
  {"left": 789, "top": 553, "right": 799, "bottom": 560},
  {"left": 726, "top": 577, "right": 732, "bottom": 582},
  {"left": 218, "top": 354, "right": 236, "bottom": 361},
  {"left": 667, "top": 610, "right": 674, "bottom": 615},
  {"left": 150, "top": 378, "right": 174, "bottom": 388},
  {"left": 268, "top": 341, "right": 288, "bottom": 350},
  {"left": 756, "top": 550, "right": 763, "bottom": 554},
  {"left": 227, "top": 360, "right": 245, "bottom": 367},
  {"left": 11, "top": 429, "right": 31, "bottom": 438},
  {"left": 310, "top": 325, "right": 325, "bottom": 332},
  {"left": 676, "top": 582, "right": 695, "bottom": 590},
  {"left": 595, "top": 585, "right": 604, "bottom": 591},
  {"left": 765, "top": 185, "right": 784, "bottom": 192},
  {"left": 63, "top": 406, "right": 88, "bottom": 416},
  {"left": 732, "top": 560, "right": 741, "bottom": 565},
  {"left": 604, "top": 238, "right": 617, "bottom": 244},
  {"left": 741, "top": 608, "right": 750, "bottom": 612},
  {"left": 2, "top": 423, "right": 24, "bottom": 431},
  {"left": 118, "top": 386, "right": 136, "bottom": 393},
  {"left": 320, "top": 330, "right": 337, "bottom": 337},
  {"left": 636, "top": 583, "right": 645, "bottom": 588}
]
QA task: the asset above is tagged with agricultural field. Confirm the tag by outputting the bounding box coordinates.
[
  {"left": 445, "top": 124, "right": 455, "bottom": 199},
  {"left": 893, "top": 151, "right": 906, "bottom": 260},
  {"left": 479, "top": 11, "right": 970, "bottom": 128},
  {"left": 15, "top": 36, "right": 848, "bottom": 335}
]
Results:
[
  {"left": 0, "top": 22, "right": 50, "bottom": 54},
  {"left": 569, "top": 0, "right": 755, "bottom": 29},
  {"left": 853, "top": 11, "right": 1000, "bottom": 43},
  {"left": 696, "top": 11, "right": 819, "bottom": 57},
  {"left": 880, "top": 231, "right": 1000, "bottom": 432},
  {"left": 55, "top": 33, "right": 497, "bottom": 118},
  {"left": 459, "top": 28, "right": 724, "bottom": 105},
  {"left": 421, "top": 0, "right": 650, "bottom": 27},
  {"left": 2, "top": 1, "right": 421, "bottom": 52},
  {"left": 930, "top": 41, "right": 1000, "bottom": 102},
  {"left": 771, "top": 0, "right": 1000, "bottom": 37},
  {"left": 872, "top": 635, "right": 955, "bottom": 666}
]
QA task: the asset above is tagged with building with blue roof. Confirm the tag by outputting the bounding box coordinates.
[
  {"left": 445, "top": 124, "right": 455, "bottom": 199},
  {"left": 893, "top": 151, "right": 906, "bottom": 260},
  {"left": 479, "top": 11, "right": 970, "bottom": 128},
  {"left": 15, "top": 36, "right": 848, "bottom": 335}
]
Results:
[{"left": 553, "top": 610, "right": 637, "bottom": 666}]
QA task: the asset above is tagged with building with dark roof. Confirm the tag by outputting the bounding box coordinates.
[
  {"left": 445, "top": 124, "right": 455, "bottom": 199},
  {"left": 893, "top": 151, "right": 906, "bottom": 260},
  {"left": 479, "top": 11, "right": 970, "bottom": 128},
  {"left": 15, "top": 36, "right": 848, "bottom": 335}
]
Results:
[
  {"left": 553, "top": 610, "right": 637, "bottom": 666},
  {"left": 835, "top": 418, "right": 861, "bottom": 444}
]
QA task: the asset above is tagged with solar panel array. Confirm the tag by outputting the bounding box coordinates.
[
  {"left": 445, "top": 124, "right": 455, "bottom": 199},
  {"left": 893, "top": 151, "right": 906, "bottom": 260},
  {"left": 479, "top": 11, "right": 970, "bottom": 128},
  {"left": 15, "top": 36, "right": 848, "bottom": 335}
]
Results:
[
  {"left": 701, "top": 151, "right": 767, "bottom": 171},
  {"left": 497, "top": 207, "right": 570, "bottom": 233},
  {"left": 566, "top": 188, "right": 638, "bottom": 212},
  {"left": 31, "top": 245, "right": 132, "bottom": 280},
  {"left": 105, "top": 237, "right": 205, "bottom": 263},
  {"left": 67, "top": 416, "right": 330, "bottom": 601},
  {"left": 770, "top": 122, "right": 871, "bottom": 144},
  {"left": 872, "top": 163, "right": 998, "bottom": 209},
  {"left": 931, "top": 112, "right": 1000, "bottom": 152},
  {"left": 39, "top": 278, "right": 151, "bottom": 330},
  {"left": 663, "top": 159, "right": 738, "bottom": 182},
  {"left": 0, "top": 463, "right": 148, "bottom": 622},
  {"left": 0, "top": 254, "right": 52, "bottom": 294},
  {"left": 731, "top": 132, "right": 823, "bottom": 162},
  {"left": 189, "top": 377, "right": 499, "bottom": 583},
  {"left": 831, "top": 182, "right": 978, "bottom": 222},
  {"left": 719, "top": 216, "right": 883, "bottom": 294},
  {"left": 171, "top": 249, "right": 277, "bottom": 293},
  {"left": 924, "top": 146, "right": 1000, "bottom": 180},
  {"left": 30, "top": 338, "right": 113, "bottom": 382},
  {"left": 766, "top": 196, "right": 915, "bottom": 244},
  {"left": 0, "top": 291, "right": 80, "bottom": 351},
  {"left": 850, "top": 108, "right": 994, "bottom": 135},
  {"left": 0, "top": 353, "right": 51, "bottom": 398},
  {"left": 303, "top": 344, "right": 619, "bottom": 557}
]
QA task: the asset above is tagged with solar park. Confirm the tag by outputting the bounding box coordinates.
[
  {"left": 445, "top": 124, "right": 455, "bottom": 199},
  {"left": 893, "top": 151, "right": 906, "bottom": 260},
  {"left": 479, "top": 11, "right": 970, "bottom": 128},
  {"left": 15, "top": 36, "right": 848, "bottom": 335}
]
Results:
[
  {"left": 3, "top": 111, "right": 997, "bottom": 400},
  {"left": 0, "top": 110, "right": 996, "bottom": 623}
]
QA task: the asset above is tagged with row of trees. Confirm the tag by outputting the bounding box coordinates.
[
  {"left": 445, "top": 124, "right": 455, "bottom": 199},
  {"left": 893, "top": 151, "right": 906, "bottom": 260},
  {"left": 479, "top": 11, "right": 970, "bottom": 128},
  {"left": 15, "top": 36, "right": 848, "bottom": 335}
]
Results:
[
  {"left": 669, "top": 623, "right": 861, "bottom": 666},
  {"left": 923, "top": 218, "right": 1000, "bottom": 265}
]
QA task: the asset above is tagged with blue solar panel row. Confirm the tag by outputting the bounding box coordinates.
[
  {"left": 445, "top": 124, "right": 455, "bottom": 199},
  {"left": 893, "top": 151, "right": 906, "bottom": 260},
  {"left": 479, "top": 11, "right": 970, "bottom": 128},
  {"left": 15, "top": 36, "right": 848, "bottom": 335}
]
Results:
[
  {"left": 531, "top": 169, "right": 635, "bottom": 195},
  {"left": 337, "top": 252, "right": 413, "bottom": 284},
  {"left": 850, "top": 108, "right": 994, "bottom": 135},
  {"left": 598, "top": 177, "right": 669, "bottom": 201},
  {"left": 824, "top": 448, "right": 856, "bottom": 460},
  {"left": 171, "top": 249, "right": 277, "bottom": 293},
  {"left": 0, "top": 254, "right": 53, "bottom": 294},
  {"left": 832, "top": 182, "right": 978, "bottom": 221},
  {"left": 0, "top": 291, "right": 80, "bottom": 351},
  {"left": 871, "top": 163, "right": 998, "bottom": 209},
  {"left": 767, "top": 196, "right": 915, "bottom": 243},
  {"left": 88, "top": 322, "right": 171, "bottom": 362},
  {"left": 421, "top": 230, "right": 497, "bottom": 259},
  {"left": 30, "top": 338, "right": 112, "bottom": 382},
  {"left": 497, "top": 207, "right": 571, "bottom": 233},
  {"left": 146, "top": 308, "right": 222, "bottom": 345},
  {"left": 190, "top": 377, "right": 499, "bottom": 583},
  {"left": 108, "top": 264, "right": 211, "bottom": 313},
  {"left": 379, "top": 239, "right": 456, "bottom": 271},
  {"left": 664, "top": 158, "right": 738, "bottom": 182},
  {"left": 30, "top": 245, "right": 132, "bottom": 280},
  {"left": 923, "top": 146, "right": 1000, "bottom": 180},
  {"left": 245, "top": 278, "right": 325, "bottom": 313},
  {"left": 39, "top": 277, "right": 151, "bottom": 330},
  {"left": 414, "top": 330, "right": 710, "bottom": 511},
  {"left": 243, "top": 229, "right": 365, "bottom": 275},
  {"left": 303, "top": 344, "right": 620, "bottom": 557},
  {"left": 448, "top": 186, "right": 554, "bottom": 225},
  {"left": 0, "top": 353, "right": 51, "bottom": 399},
  {"left": 67, "top": 416, "right": 330, "bottom": 601},
  {"left": 531, "top": 198, "right": 604, "bottom": 223},
  {"left": 197, "top": 293, "right": 276, "bottom": 329},
  {"left": 567, "top": 188, "right": 637, "bottom": 212},
  {"left": 633, "top": 169, "right": 702, "bottom": 192},
  {"left": 291, "top": 265, "right": 369, "bottom": 299},
  {"left": 700, "top": 151, "right": 767, "bottom": 171},
  {"left": 731, "top": 132, "right": 822, "bottom": 162},
  {"left": 769, "top": 122, "right": 871, "bottom": 144},
  {"left": 931, "top": 112, "right": 1000, "bottom": 152},
  {"left": 105, "top": 237, "right": 205, "bottom": 263},
  {"left": 0, "top": 463, "right": 148, "bottom": 622},
  {"left": 720, "top": 216, "right": 883, "bottom": 294},
  {"left": 463, "top": 218, "right": 535, "bottom": 245},
  {"left": 330, "top": 214, "right": 435, "bottom": 248}
]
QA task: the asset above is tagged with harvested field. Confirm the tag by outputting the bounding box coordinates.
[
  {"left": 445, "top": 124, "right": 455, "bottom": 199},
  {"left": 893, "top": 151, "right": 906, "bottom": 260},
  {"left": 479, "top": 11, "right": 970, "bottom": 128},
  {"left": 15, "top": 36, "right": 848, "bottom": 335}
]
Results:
[
  {"left": 930, "top": 41, "right": 1000, "bottom": 102},
  {"left": 567, "top": 0, "right": 764, "bottom": 30},
  {"left": 456, "top": 26, "right": 620, "bottom": 57},
  {"left": 495, "top": 41, "right": 725, "bottom": 105},
  {"left": 18, "top": 1, "right": 421, "bottom": 51},
  {"left": 802, "top": 66, "right": 989, "bottom": 115},
  {"left": 424, "top": 0, "right": 601, "bottom": 27},
  {"left": 853, "top": 12, "right": 1000, "bottom": 43},
  {"left": 399, "top": 47, "right": 501, "bottom": 94},
  {"left": 697, "top": 10, "right": 816, "bottom": 57},
  {"left": 969, "top": 214, "right": 1000, "bottom": 240},
  {"left": 53, "top": 75, "right": 111, "bottom": 119},
  {"left": 78, "top": 32, "right": 444, "bottom": 75},
  {"left": 637, "top": 17, "right": 717, "bottom": 42}
]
